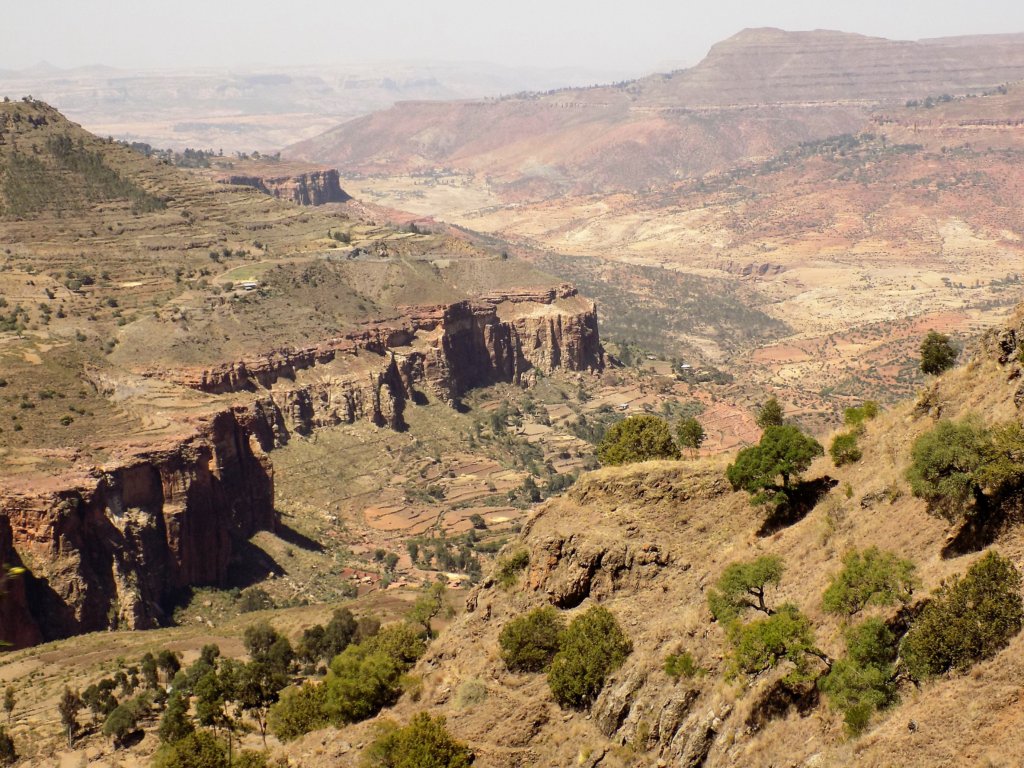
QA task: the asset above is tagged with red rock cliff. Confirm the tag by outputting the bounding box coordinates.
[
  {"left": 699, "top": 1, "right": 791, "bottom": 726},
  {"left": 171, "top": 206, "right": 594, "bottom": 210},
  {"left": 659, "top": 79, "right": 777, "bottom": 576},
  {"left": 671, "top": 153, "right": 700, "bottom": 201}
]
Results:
[{"left": 218, "top": 169, "right": 351, "bottom": 206}]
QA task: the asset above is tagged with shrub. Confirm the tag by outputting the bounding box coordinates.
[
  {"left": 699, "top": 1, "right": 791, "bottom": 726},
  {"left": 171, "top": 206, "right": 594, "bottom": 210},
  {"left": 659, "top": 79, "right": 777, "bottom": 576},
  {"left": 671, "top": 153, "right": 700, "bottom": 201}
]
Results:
[
  {"left": 495, "top": 549, "right": 529, "bottom": 588},
  {"left": 727, "top": 604, "right": 822, "bottom": 683},
  {"left": 829, "top": 432, "right": 862, "bottom": 466},
  {"left": 664, "top": 651, "right": 703, "bottom": 680},
  {"left": 901, "top": 551, "right": 1023, "bottom": 680},
  {"left": 676, "top": 417, "right": 706, "bottom": 457},
  {"left": 819, "top": 618, "right": 899, "bottom": 735},
  {"left": 498, "top": 606, "right": 565, "bottom": 672},
  {"left": 268, "top": 683, "right": 327, "bottom": 742},
  {"left": 548, "top": 606, "right": 632, "bottom": 708},
  {"left": 844, "top": 401, "right": 880, "bottom": 427},
  {"left": 152, "top": 730, "right": 228, "bottom": 768},
  {"left": 821, "top": 548, "right": 917, "bottom": 617},
  {"left": 707, "top": 556, "right": 785, "bottom": 622},
  {"left": 906, "top": 418, "right": 988, "bottom": 521},
  {"left": 920, "top": 330, "right": 958, "bottom": 375},
  {"left": 454, "top": 679, "right": 488, "bottom": 709},
  {"left": 363, "top": 713, "right": 472, "bottom": 768},
  {"left": 596, "top": 414, "right": 680, "bottom": 465},
  {"left": 233, "top": 751, "right": 270, "bottom": 768}
]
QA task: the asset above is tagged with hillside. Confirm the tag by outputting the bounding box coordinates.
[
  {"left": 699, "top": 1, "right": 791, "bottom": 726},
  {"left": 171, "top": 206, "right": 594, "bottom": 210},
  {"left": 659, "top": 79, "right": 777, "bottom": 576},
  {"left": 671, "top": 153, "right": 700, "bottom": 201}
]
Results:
[
  {"left": 271, "top": 306, "right": 1024, "bottom": 768},
  {"left": 0, "top": 100, "right": 609, "bottom": 649},
  {"left": 286, "top": 29, "right": 1024, "bottom": 196}
]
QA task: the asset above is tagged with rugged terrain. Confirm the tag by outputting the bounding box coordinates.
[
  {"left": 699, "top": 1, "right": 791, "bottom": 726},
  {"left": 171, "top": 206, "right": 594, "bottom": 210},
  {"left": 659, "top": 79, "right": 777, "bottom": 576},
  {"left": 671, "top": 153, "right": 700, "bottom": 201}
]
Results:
[
  {"left": 272, "top": 302, "right": 1024, "bottom": 768},
  {"left": 0, "top": 100, "right": 603, "bottom": 647}
]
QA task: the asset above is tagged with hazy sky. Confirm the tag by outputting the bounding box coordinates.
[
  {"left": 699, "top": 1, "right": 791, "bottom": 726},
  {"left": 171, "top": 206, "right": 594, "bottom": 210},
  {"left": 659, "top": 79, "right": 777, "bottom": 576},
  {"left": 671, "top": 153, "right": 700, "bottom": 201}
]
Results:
[{"left": 4, "top": 0, "right": 1024, "bottom": 75}]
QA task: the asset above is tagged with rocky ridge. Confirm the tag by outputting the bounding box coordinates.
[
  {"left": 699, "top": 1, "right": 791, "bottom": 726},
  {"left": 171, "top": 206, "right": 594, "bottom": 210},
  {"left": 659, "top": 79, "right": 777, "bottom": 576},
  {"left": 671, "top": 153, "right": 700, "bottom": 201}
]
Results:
[{"left": 217, "top": 168, "right": 352, "bottom": 206}]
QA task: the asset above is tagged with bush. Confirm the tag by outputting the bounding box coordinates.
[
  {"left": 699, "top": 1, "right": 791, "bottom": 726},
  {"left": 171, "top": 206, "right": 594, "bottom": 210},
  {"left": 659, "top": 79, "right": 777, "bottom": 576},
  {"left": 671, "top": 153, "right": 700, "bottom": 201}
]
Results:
[
  {"left": 755, "top": 397, "right": 785, "bottom": 429},
  {"left": 233, "top": 751, "right": 270, "bottom": 768},
  {"left": 323, "top": 624, "right": 426, "bottom": 725},
  {"left": 664, "top": 651, "right": 703, "bottom": 680},
  {"left": 906, "top": 418, "right": 988, "bottom": 521},
  {"left": 819, "top": 618, "right": 898, "bottom": 735},
  {"left": 727, "top": 604, "right": 821, "bottom": 683},
  {"left": 901, "top": 551, "right": 1024, "bottom": 680},
  {"left": 821, "top": 548, "right": 917, "bottom": 617},
  {"left": 268, "top": 683, "right": 328, "bottom": 742},
  {"left": 920, "top": 330, "right": 958, "bottom": 375},
  {"left": 152, "top": 730, "right": 228, "bottom": 768},
  {"left": 495, "top": 549, "right": 529, "bottom": 588},
  {"left": 363, "top": 713, "right": 473, "bottom": 768},
  {"left": 548, "top": 606, "right": 632, "bottom": 708},
  {"left": 596, "top": 414, "right": 680, "bottom": 465},
  {"left": 676, "top": 417, "right": 706, "bottom": 457},
  {"left": 829, "top": 432, "right": 862, "bottom": 466},
  {"left": 707, "top": 556, "right": 785, "bottom": 622},
  {"left": 843, "top": 401, "right": 880, "bottom": 427},
  {"left": 498, "top": 606, "right": 565, "bottom": 672}
]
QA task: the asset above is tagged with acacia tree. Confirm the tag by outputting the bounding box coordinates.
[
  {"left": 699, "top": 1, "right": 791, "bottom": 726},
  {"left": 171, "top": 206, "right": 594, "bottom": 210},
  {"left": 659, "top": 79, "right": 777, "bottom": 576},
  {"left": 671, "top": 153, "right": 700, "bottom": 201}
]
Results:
[
  {"left": 726, "top": 425, "right": 823, "bottom": 509},
  {"left": 707, "top": 556, "right": 785, "bottom": 622},
  {"left": 822, "top": 548, "right": 917, "bottom": 617}
]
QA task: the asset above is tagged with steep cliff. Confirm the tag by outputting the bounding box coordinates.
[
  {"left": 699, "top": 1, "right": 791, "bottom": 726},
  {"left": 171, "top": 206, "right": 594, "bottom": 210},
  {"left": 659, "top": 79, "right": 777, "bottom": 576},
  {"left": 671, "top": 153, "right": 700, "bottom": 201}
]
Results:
[
  {"left": 0, "top": 286, "right": 600, "bottom": 646},
  {"left": 1, "top": 408, "right": 274, "bottom": 642},
  {"left": 218, "top": 168, "right": 351, "bottom": 205}
]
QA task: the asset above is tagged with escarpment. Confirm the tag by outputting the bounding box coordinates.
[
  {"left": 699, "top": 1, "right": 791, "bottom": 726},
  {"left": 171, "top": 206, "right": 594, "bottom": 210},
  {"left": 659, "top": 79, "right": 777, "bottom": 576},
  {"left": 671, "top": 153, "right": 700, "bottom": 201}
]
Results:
[
  {"left": 0, "top": 286, "right": 600, "bottom": 646},
  {"left": 1, "top": 408, "right": 274, "bottom": 643},
  {"left": 217, "top": 168, "right": 352, "bottom": 205}
]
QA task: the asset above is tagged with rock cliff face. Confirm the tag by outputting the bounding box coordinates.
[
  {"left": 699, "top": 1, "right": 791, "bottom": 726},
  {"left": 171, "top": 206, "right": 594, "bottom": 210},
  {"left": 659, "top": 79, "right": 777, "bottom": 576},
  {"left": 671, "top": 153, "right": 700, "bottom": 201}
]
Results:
[
  {"left": 0, "top": 286, "right": 600, "bottom": 646},
  {"left": 218, "top": 168, "right": 351, "bottom": 205},
  {"left": 2, "top": 409, "right": 275, "bottom": 642}
]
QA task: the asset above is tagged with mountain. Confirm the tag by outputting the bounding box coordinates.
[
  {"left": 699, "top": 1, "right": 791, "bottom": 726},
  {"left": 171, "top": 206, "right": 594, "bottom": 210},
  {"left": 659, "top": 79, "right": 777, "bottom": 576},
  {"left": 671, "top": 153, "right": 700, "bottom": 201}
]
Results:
[{"left": 285, "top": 29, "right": 1024, "bottom": 196}]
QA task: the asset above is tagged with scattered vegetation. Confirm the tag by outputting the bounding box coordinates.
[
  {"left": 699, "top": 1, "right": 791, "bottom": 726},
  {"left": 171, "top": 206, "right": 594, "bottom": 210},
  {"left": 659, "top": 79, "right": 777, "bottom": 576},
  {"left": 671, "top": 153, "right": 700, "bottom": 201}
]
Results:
[{"left": 363, "top": 713, "right": 473, "bottom": 768}]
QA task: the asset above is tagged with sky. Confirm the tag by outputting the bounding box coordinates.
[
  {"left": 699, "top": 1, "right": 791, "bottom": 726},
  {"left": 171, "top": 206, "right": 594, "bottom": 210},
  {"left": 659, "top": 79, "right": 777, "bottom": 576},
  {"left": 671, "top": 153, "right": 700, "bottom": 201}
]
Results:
[{"left": 4, "top": 0, "right": 1024, "bottom": 75}]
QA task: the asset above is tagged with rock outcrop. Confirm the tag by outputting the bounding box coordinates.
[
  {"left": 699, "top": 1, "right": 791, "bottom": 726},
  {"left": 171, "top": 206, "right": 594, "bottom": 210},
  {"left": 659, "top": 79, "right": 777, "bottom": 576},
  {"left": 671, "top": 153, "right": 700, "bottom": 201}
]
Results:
[
  {"left": 0, "top": 286, "right": 600, "bottom": 646},
  {"left": 2, "top": 409, "right": 274, "bottom": 642},
  {"left": 218, "top": 168, "right": 351, "bottom": 205}
]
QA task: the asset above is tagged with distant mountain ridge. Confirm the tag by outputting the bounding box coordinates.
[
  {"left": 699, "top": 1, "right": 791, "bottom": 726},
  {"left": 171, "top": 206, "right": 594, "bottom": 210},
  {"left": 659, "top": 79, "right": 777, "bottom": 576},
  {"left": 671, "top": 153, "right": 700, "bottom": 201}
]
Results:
[{"left": 286, "top": 28, "right": 1024, "bottom": 195}]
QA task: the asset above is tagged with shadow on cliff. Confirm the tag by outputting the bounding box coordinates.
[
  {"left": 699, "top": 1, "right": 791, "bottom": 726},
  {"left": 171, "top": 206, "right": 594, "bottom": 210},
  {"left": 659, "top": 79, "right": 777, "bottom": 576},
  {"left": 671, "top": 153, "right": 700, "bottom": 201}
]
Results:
[{"left": 226, "top": 537, "right": 286, "bottom": 589}]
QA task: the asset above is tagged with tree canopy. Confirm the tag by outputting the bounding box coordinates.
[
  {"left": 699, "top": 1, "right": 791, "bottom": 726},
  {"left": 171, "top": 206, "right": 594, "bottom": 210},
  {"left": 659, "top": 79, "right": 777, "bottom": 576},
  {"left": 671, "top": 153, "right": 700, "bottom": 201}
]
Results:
[
  {"left": 676, "top": 417, "right": 706, "bottom": 457},
  {"left": 919, "top": 330, "right": 959, "bottom": 375},
  {"left": 707, "top": 556, "right": 785, "bottom": 623},
  {"left": 821, "top": 548, "right": 917, "bottom": 617},
  {"left": 755, "top": 397, "right": 785, "bottom": 429},
  {"left": 548, "top": 606, "right": 631, "bottom": 708},
  {"left": 596, "top": 414, "right": 680, "bottom": 465},
  {"left": 726, "top": 425, "right": 823, "bottom": 508}
]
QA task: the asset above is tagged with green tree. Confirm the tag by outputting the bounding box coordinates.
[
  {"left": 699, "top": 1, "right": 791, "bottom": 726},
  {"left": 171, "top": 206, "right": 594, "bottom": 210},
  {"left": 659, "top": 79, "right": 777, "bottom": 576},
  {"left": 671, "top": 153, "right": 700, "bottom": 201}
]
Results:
[
  {"left": 901, "top": 551, "right": 1024, "bottom": 680},
  {"left": 819, "top": 618, "right": 898, "bottom": 735},
  {"left": 755, "top": 397, "right": 784, "bottom": 429},
  {"left": 234, "top": 660, "right": 290, "bottom": 746},
  {"left": 141, "top": 652, "right": 159, "bottom": 689},
  {"left": 0, "top": 726, "right": 15, "bottom": 767},
  {"left": 728, "top": 604, "right": 826, "bottom": 683},
  {"left": 596, "top": 414, "right": 680, "bottom": 465},
  {"left": 157, "top": 649, "right": 181, "bottom": 683},
  {"left": 408, "top": 582, "right": 451, "bottom": 637},
  {"left": 707, "top": 556, "right": 785, "bottom": 622},
  {"left": 102, "top": 695, "right": 148, "bottom": 748},
  {"left": 726, "top": 425, "right": 824, "bottom": 508},
  {"left": 821, "top": 548, "right": 917, "bottom": 617},
  {"left": 498, "top": 606, "right": 565, "bottom": 672},
  {"left": 152, "top": 730, "right": 229, "bottom": 768},
  {"left": 268, "top": 683, "right": 328, "bottom": 742},
  {"left": 363, "top": 713, "right": 473, "bottom": 768},
  {"left": 844, "top": 401, "right": 880, "bottom": 428},
  {"left": 2, "top": 687, "right": 13, "bottom": 725},
  {"left": 906, "top": 418, "right": 989, "bottom": 522},
  {"left": 158, "top": 690, "right": 194, "bottom": 744},
  {"left": 920, "top": 330, "right": 958, "bottom": 375},
  {"left": 677, "top": 417, "right": 706, "bottom": 458},
  {"left": 58, "top": 687, "right": 83, "bottom": 747},
  {"left": 829, "top": 432, "right": 862, "bottom": 467},
  {"left": 548, "top": 606, "right": 632, "bottom": 708}
]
